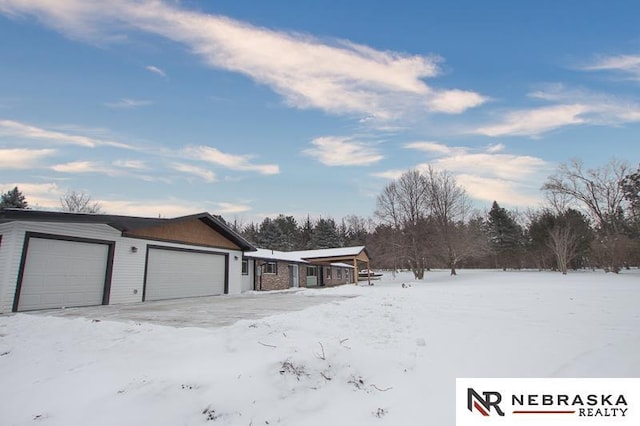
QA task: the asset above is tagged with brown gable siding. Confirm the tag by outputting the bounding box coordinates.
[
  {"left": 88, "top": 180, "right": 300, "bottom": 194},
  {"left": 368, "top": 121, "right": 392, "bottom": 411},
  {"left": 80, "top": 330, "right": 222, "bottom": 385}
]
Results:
[{"left": 126, "top": 218, "right": 240, "bottom": 250}]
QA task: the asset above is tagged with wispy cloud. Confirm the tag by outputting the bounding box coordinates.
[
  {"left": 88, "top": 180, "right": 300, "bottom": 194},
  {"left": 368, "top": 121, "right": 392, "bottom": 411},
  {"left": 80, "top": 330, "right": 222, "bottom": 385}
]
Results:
[
  {"left": 453, "top": 174, "right": 542, "bottom": 206},
  {"left": 97, "top": 199, "right": 209, "bottom": 218},
  {"left": 403, "top": 141, "right": 466, "bottom": 156},
  {"left": 303, "top": 136, "right": 383, "bottom": 166},
  {"left": 582, "top": 54, "right": 640, "bottom": 80},
  {"left": 0, "top": 0, "right": 486, "bottom": 120},
  {"left": 171, "top": 162, "right": 216, "bottom": 182},
  {"left": 486, "top": 143, "right": 505, "bottom": 153},
  {"left": 213, "top": 202, "right": 252, "bottom": 214},
  {"left": 51, "top": 160, "right": 121, "bottom": 175},
  {"left": 475, "top": 104, "right": 588, "bottom": 137},
  {"left": 183, "top": 146, "right": 279, "bottom": 175},
  {"left": 474, "top": 86, "right": 640, "bottom": 137},
  {"left": 145, "top": 65, "right": 166, "bottom": 77},
  {"left": 0, "top": 118, "right": 133, "bottom": 149},
  {"left": 113, "top": 159, "right": 148, "bottom": 169},
  {"left": 0, "top": 148, "right": 56, "bottom": 169},
  {"left": 371, "top": 169, "right": 405, "bottom": 180},
  {"left": 104, "top": 98, "right": 153, "bottom": 108},
  {"left": 401, "top": 142, "right": 550, "bottom": 207}
]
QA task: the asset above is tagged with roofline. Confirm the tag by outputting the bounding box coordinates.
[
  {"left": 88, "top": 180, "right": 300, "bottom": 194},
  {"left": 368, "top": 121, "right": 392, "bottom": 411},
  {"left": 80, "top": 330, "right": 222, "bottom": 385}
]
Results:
[
  {"left": 298, "top": 246, "right": 369, "bottom": 260},
  {"left": 0, "top": 209, "right": 256, "bottom": 252}
]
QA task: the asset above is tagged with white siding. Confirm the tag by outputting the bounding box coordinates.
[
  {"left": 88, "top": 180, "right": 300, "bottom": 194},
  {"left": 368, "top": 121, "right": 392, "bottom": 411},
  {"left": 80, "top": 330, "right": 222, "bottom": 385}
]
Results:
[
  {"left": 0, "top": 221, "right": 245, "bottom": 313},
  {"left": 241, "top": 259, "right": 254, "bottom": 292},
  {"left": 227, "top": 252, "right": 243, "bottom": 295},
  {"left": 0, "top": 223, "right": 20, "bottom": 314}
]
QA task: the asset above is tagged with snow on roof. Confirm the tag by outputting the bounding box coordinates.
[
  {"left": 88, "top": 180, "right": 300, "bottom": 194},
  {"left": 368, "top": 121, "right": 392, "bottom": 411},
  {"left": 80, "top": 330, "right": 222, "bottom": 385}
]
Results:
[
  {"left": 243, "top": 248, "right": 308, "bottom": 263},
  {"left": 289, "top": 246, "right": 366, "bottom": 260},
  {"left": 245, "top": 247, "right": 365, "bottom": 265}
]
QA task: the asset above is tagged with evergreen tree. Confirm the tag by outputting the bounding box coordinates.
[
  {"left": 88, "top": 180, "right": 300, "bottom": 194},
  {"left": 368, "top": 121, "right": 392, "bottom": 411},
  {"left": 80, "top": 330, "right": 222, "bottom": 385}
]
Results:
[
  {"left": 272, "top": 215, "right": 299, "bottom": 251},
  {"left": 0, "top": 186, "right": 29, "bottom": 210},
  {"left": 242, "top": 222, "right": 260, "bottom": 245},
  {"left": 487, "top": 201, "right": 523, "bottom": 270},
  {"left": 311, "top": 217, "right": 341, "bottom": 249},
  {"left": 298, "top": 215, "right": 314, "bottom": 249},
  {"left": 256, "top": 217, "right": 286, "bottom": 250}
]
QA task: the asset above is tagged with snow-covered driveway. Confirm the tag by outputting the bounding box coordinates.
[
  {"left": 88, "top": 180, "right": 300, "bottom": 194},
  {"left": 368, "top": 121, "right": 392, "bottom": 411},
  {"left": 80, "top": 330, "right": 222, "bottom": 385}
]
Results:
[{"left": 26, "top": 290, "right": 355, "bottom": 327}]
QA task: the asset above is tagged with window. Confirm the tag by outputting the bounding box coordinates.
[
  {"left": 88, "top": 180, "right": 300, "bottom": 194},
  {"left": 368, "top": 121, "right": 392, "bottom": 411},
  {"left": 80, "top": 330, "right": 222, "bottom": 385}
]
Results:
[
  {"left": 326, "top": 267, "right": 332, "bottom": 279},
  {"left": 242, "top": 259, "right": 249, "bottom": 275},
  {"left": 337, "top": 268, "right": 342, "bottom": 279},
  {"left": 307, "top": 266, "right": 317, "bottom": 277},
  {"left": 264, "top": 262, "right": 277, "bottom": 274}
]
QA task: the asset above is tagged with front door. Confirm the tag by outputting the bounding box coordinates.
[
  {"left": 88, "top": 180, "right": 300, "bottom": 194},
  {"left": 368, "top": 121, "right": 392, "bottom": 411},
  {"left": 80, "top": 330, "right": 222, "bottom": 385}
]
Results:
[{"left": 289, "top": 264, "right": 299, "bottom": 288}]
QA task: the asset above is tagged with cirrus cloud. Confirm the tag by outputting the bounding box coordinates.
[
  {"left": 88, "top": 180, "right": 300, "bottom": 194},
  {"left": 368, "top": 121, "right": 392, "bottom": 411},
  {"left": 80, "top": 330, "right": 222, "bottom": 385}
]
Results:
[
  {"left": 374, "top": 141, "right": 551, "bottom": 207},
  {"left": 183, "top": 146, "right": 279, "bottom": 175},
  {"left": 582, "top": 54, "right": 640, "bottom": 80},
  {"left": 303, "top": 136, "right": 384, "bottom": 166},
  {"left": 0, "top": 118, "right": 133, "bottom": 149},
  {"left": 0, "top": 0, "right": 486, "bottom": 121},
  {"left": 0, "top": 148, "right": 56, "bottom": 169}
]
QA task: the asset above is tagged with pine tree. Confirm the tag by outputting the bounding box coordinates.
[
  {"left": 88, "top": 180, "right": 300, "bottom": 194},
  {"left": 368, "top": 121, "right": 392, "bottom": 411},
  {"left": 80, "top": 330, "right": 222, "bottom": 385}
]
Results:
[
  {"left": 0, "top": 186, "right": 29, "bottom": 210},
  {"left": 311, "top": 217, "right": 341, "bottom": 249},
  {"left": 487, "top": 201, "right": 523, "bottom": 270},
  {"left": 272, "top": 215, "right": 299, "bottom": 251},
  {"left": 298, "top": 215, "right": 314, "bottom": 249},
  {"left": 257, "top": 217, "right": 286, "bottom": 250}
]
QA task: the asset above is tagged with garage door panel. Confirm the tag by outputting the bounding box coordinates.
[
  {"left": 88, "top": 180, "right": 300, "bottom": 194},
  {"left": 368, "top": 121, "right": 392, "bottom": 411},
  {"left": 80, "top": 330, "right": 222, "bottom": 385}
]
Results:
[
  {"left": 17, "top": 237, "right": 109, "bottom": 311},
  {"left": 145, "top": 248, "right": 226, "bottom": 301}
]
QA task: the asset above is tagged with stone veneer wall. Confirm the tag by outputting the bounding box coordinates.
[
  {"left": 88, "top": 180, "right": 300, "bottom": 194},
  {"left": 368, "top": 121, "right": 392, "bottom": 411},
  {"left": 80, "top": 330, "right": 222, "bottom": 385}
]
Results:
[{"left": 255, "top": 260, "right": 352, "bottom": 290}]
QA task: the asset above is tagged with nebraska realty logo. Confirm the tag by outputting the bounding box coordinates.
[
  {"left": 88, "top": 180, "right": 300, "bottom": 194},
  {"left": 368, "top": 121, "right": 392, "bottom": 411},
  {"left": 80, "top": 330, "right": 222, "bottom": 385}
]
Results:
[{"left": 456, "top": 378, "right": 639, "bottom": 425}]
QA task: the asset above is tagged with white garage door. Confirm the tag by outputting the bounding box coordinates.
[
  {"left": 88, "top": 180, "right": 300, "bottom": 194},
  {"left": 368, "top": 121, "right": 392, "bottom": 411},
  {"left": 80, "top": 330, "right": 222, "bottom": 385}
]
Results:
[
  {"left": 145, "top": 248, "right": 226, "bottom": 301},
  {"left": 17, "top": 237, "right": 110, "bottom": 311}
]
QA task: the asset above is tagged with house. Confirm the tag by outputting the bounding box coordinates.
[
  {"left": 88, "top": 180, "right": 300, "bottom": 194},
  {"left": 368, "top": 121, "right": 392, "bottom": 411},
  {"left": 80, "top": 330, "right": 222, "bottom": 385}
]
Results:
[
  {"left": 0, "top": 209, "right": 256, "bottom": 313},
  {"left": 242, "top": 246, "right": 371, "bottom": 291}
]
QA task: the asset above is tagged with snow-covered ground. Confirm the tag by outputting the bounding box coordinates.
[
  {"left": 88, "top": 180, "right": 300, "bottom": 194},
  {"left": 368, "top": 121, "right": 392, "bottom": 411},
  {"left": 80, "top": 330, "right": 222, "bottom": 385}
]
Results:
[{"left": 1, "top": 269, "right": 639, "bottom": 425}]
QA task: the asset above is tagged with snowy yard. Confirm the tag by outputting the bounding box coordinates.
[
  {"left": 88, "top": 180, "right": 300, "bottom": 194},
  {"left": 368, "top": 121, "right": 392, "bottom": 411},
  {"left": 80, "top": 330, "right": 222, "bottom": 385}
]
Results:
[{"left": 0, "top": 269, "right": 639, "bottom": 425}]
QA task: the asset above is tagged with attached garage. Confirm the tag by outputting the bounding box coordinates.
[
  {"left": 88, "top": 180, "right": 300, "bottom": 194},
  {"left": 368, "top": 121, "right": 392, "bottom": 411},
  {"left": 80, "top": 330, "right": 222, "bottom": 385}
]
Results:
[
  {"left": 13, "top": 233, "right": 113, "bottom": 312},
  {"left": 0, "top": 209, "right": 256, "bottom": 314},
  {"left": 144, "top": 246, "right": 227, "bottom": 301}
]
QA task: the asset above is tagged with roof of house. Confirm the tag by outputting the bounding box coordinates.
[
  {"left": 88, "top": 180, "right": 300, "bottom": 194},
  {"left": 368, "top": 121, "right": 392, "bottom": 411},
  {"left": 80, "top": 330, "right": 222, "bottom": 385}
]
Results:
[
  {"left": 290, "top": 246, "right": 368, "bottom": 260},
  {"left": 0, "top": 209, "right": 256, "bottom": 251},
  {"left": 244, "top": 246, "right": 367, "bottom": 266},
  {"left": 244, "top": 248, "right": 308, "bottom": 263}
]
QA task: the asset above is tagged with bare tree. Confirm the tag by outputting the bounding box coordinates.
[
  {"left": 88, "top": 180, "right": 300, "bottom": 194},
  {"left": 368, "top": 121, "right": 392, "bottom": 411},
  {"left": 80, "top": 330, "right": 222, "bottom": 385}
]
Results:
[
  {"left": 60, "top": 190, "right": 103, "bottom": 214},
  {"left": 375, "top": 170, "right": 431, "bottom": 278},
  {"left": 547, "top": 224, "right": 578, "bottom": 274},
  {"left": 543, "top": 158, "right": 629, "bottom": 231},
  {"left": 423, "top": 166, "right": 475, "bottom": 275},
  {"left": 542, "top": 158, "right": 630, "bottom": 271}
]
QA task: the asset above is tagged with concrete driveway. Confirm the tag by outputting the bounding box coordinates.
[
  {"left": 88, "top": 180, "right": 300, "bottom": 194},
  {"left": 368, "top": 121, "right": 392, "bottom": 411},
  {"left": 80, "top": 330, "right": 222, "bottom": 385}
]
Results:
[{"left": 28, "top": 290, "right": 356, "bottom": 328}]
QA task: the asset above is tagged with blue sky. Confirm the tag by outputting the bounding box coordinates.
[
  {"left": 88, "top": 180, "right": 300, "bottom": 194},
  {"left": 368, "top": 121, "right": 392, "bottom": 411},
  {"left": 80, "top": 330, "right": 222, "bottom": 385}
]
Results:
[{"left": 1, "top": 0, "right": 639, "bottom": 222}]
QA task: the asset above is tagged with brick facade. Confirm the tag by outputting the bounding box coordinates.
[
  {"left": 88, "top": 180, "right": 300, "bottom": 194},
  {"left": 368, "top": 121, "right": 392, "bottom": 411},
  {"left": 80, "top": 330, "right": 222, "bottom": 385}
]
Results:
[
  {"left": 253, "top": 259, "right": 351, "bottom": 290},
  {"left": 322, "top": 265, "right": 351, "bottom": 287}
]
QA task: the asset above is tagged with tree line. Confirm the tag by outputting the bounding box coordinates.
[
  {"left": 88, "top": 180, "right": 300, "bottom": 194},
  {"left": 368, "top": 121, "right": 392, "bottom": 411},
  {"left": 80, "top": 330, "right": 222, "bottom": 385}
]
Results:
[
  {"left": 370, "top": 159, "right": 639, "bottom": 276},
  {"left": 3, "top": 158, "right": 638, "bottom": 276}
]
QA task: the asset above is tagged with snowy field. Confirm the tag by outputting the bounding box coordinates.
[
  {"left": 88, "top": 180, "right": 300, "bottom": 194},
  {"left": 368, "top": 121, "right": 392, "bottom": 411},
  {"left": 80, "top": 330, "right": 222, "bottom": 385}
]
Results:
[{"left": 1, "top": 269, "right": 639, "bottom": 425}]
